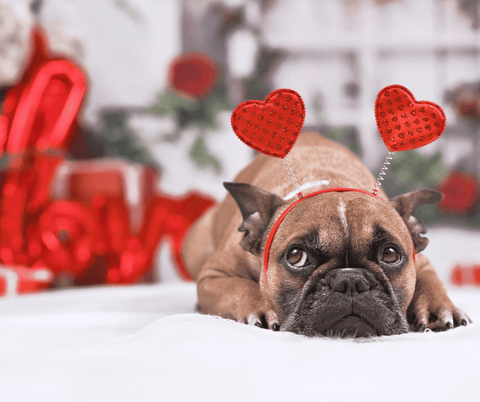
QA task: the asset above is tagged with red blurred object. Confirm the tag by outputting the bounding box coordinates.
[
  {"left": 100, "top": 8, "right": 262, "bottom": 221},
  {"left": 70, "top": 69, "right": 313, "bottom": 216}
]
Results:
[
  {"left": 0, "top": 156, "right": 215, "bottom": 292},
  {"left": 0, "top": 28, "right": 216, "bottom": 295},
  {"left": 437, "top": 170, "right": 480, "bottom": 214},
  {"left": 0, "top": 26, "right": 86, "bottom": 155},
  {"left": 459, "top": 101, "right": 480, "bottom": 119},
  {"left": 53, "top": 160, "right": 215, "bottom": 284},
  {"left": 0, "top": 265, "right": 54, "bottom": 296},
  {"left": 168, "top": 52, "right": 218, "bottom": 99},
  {"left": 138, "top": 191, "right": 215, "bottom": 282},
  {"left": 28, "top": 200, "right": 104, "bottom": 277},
  {"left": 451, "top": 263, "right": 480, "bottom": 286}
]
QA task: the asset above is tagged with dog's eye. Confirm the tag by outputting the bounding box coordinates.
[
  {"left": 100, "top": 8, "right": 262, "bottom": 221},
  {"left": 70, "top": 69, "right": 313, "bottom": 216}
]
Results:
[
  {"left": 287, "top": 247, "right": 308, "bottom": 267},
  {"left": 381, "top": 246, "right": 401, "bottom": 264}
]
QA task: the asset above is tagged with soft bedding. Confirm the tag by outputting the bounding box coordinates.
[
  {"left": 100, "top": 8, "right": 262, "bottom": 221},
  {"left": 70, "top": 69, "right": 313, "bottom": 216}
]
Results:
[{"left": 0, "top": 227, "right": 479, "bottom": 402}]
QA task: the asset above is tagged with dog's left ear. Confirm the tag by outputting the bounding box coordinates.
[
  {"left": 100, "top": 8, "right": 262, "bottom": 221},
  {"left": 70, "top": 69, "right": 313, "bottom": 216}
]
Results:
[
  {"left": 224, "top": 182, "right": 285, "bottom": 256},
  {"left": 390, "top": 189, "right": 443, "bottom": 253}
]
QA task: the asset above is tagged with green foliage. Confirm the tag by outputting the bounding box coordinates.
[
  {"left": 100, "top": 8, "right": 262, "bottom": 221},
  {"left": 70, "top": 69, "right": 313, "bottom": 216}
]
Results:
[
  {"left": 382, "top": 150, "right": 447, "bottom": 197},
  {"left": 382, "top": 150, "right": 449, "bottom": 224},
  {"left": 190, "top": 137, "right": 221, "bottom": 173},
  {"left": 324, "top": 126, "right": 362, "bottom": 157},
  {"left": 142, "top": 89, "right": 228, "bottom": 173},
  {"left": 144, "top": 90, "right": 229, "bottom": 132},
  {"left": 97, "top": 110, "right": 157, "bottom": 167},
  {"left": 244, "top": 48, "right": 283, "bottom": 101}
]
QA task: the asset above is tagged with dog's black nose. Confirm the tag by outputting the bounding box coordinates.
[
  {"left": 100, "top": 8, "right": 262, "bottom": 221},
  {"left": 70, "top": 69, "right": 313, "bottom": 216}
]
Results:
[{"left": 329, "top": 268, "right": 370, "bottom": 295}]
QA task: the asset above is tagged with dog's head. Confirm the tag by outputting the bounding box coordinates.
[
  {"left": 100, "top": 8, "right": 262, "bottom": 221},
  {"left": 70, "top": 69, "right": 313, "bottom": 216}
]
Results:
[{"left": 224, "top": 182, "right": 442, "bottom": 338}]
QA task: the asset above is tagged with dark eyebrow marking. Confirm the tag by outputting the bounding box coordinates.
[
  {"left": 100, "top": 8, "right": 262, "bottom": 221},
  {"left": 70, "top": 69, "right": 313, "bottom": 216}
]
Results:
[
  {"left": 373, "top": 224, "right": 394, "bottom": 244},
  {"left": 302, "top": 230, "right": 326, "bottom": 252},
  {"left": 278, "top": 229, "right": 329, "bottom": 260},
  {"left": 277, "top": 228, "right": 331, "bottom": 272},
  {"left": 296, "top": 229, "right": 335, "bottom": 259},
  {"left": 370, "top": 223, "right": 407, "bottom": 259},
  {"left": 361, "top": 225, "right": 391, "bottom": 262}
]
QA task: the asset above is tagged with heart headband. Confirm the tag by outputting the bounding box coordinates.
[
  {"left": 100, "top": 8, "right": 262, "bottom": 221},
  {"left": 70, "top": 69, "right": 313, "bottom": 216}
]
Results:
[
  {"left": 372, "top": 85, "right": 446, "bottom": 195},
  {"left": 231, "top": 88, "right": 307, "bottom": 197},
  {"left": 231, "top": 85, "right": 447, "bottom": 279}
]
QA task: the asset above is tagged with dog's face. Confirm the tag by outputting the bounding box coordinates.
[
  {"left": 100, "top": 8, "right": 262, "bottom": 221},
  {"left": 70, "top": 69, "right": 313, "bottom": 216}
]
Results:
[
  {"left": 225, "top": 183, "right": 442, "bottom": 338},
  {"left": 265, "top": 192, "right": 416, "bottom": 337}
]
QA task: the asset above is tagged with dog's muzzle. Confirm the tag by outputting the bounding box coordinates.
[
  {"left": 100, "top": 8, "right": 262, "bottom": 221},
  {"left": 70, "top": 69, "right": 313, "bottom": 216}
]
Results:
[{"left": 281, "top": 267, "right": 409, "bottom": 337}]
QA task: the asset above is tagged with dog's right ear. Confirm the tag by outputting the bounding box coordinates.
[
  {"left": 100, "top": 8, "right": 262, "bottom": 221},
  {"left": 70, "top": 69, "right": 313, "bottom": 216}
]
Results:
[
  {"left": 390, "top": 188, "right": 443, "bottom": 254},
  {"left": 224, "top": 182, "right": 285, "bottom": 257}
]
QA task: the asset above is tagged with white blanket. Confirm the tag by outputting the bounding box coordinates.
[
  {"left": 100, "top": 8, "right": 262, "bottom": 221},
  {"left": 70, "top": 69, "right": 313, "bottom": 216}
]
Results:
[{"left": 0, "top": 227, "right": 479, "bottom": 402}]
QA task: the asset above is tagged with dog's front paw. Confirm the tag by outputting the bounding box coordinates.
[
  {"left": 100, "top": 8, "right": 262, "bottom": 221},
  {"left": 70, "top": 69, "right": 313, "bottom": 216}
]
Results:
[
  {"left": 410, "top": 297, "right": 471, "bottom": 332},
  {"left": 240, "top": 304, "right": 280, "bottom": 331}
]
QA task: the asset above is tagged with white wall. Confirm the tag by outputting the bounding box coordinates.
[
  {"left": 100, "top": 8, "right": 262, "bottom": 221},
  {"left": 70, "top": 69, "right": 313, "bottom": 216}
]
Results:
[{"left": 40, "top": 0, "right": 182, "bottom": 124}]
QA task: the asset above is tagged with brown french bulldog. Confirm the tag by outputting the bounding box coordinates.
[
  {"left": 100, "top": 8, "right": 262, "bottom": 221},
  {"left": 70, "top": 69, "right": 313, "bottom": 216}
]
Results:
[{"left": 182, "top": 132, "right": 470, "bottom": 337}]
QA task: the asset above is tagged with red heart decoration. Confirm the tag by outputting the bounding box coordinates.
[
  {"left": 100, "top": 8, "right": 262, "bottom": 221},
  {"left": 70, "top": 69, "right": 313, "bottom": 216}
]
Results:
[
  {"left": 231, "top": 89, "right": 306, "bottom": 158},
  {"left": 375, "top": 85, "right": 446, "bottom": 152},
  {"left": 437, "top": 170, "right": 480, "bottom": 214},
  {"left": 169, "top": 52, "right": 218, "bottom": 99}
]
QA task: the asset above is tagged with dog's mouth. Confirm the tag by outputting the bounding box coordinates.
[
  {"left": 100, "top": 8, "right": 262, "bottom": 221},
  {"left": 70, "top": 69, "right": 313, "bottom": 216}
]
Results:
[
  {"left": 279, "top": 268, "right": 409, "bottom": 338},
  {"left": 323, "top": 314, "right": 377, "bottom": 338},
  {"left": 285, "top": 308, "right": 388, "bottom": 338}
]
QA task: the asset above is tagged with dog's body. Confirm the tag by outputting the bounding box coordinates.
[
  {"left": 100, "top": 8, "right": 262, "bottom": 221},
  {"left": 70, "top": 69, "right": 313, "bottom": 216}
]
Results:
[{"left": 183, "top": 132, "right": 469, "bottom": 337}]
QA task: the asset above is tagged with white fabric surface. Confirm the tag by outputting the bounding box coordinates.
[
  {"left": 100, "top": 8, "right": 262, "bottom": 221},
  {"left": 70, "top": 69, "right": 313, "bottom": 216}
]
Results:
[
  {"left": 1, "top": 284, "right": 479, "bottom": 402},
  {"left": 0, "top": 227, "right": 479, "bottom": 402}
]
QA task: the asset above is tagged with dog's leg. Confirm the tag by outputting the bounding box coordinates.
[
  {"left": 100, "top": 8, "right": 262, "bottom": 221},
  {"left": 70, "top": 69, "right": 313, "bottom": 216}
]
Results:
[
  {"left": 392, "top": 189, "right": 471, "bottom": 331},
  {"left": 192, "top": 182, "right": 283, "bottom": 329},
  {"left": 196, "top": 252, "right": 280, "bottom": 330},
  {"left": 408, "top": 253, "right": 471, "bottom": 332}
]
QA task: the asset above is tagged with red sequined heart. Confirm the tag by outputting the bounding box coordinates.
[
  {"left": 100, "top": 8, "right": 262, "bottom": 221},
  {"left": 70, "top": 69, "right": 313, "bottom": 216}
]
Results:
[
  {"left": 231, "top": 89, "right": 306, "bottom": 158},
  {"left": 375, "top": 85, "right": 446, "bottom": 152}
]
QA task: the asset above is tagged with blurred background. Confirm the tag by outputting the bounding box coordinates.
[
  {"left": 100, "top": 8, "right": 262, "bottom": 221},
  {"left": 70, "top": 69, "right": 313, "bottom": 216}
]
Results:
[{"left": 1, "top": 0, "right": 480, "bottom": 293}]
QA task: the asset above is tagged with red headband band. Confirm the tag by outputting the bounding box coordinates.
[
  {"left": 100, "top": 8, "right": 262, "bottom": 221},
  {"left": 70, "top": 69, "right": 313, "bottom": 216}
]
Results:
[{"left": 262, "top": 188, "right": 415, "bottom": 283}]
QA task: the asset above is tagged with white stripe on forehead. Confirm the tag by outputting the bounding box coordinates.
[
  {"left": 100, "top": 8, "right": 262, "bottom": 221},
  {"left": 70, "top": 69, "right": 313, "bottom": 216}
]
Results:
[
  {"left": 337, "top": 200, "right": 348, "bottom": 236},
  {"left": 337, "top": 198, "right": 349, "bottom": 266}
]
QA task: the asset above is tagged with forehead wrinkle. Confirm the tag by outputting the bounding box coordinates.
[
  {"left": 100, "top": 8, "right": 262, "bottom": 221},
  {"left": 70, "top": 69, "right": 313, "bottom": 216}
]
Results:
[
  {"left": 303, "top": 229, "right": 327, "bottom": 251},
  {"left": 343, "top": 196, "right": 378, "bottom": 249},
  {"left": 373, "top": 223, "right": 400, "bottom": 243},
  {"left": 344, "top": 194, "right": 412, "bottom": 256},
  {"left": 278, "top": 225, "right": 332, "bottom": 255},
  {"left": 270, "top": 196, "right": 346, "bottom": 256},
  {"left": 279, "top": 228, "right": 320, "bottom": 248}
]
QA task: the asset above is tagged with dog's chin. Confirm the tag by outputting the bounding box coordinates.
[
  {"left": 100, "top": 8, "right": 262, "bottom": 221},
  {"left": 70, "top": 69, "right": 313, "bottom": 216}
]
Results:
[
  {"left": 322, "top": 315, "right": 377, "bottom": 338},
  {"left": 282, "top": 311, "right": 409, "bottom": 338},
  {"left": 280, "top": 301, "right": 410, "bottom": 338}
]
